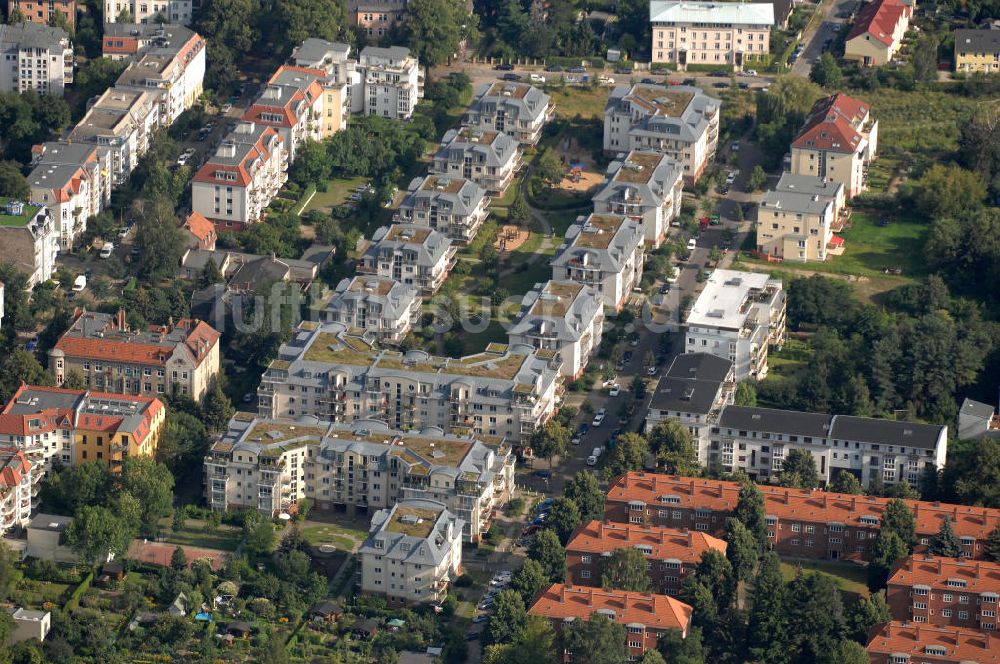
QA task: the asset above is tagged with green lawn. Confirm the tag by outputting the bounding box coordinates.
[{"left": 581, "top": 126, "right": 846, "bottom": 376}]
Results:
[
  {"left": 458, "top": 320, "right": 509, "bottom": 356},
  {"left": 301, "top": 523, "right": 368, "bottom": 552},
  {"left": 545, "top": 84, "right": 611, "bottom": 120},
  {"left": 503, "top": 260, "right": 553, "bottom": 294},
  {"left": 762, "top": 338, "right": 813, "bottom": 389},
  {"left": 780, "top": 560, "right": 869, "bottom": 600},
  {"left": 302, "top": 176, "right": 367, "bottom": 215},
  {"left": 162, "top": 523, "right": 243, "bottom": 552}
]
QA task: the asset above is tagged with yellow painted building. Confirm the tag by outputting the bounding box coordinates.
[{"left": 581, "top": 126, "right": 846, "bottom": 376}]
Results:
[
  {"left": 955, "top": 29, "right": 1000, "bottom": 73},
  {"left": 72, "top": 394, "right": 165, "bottom": 472}
]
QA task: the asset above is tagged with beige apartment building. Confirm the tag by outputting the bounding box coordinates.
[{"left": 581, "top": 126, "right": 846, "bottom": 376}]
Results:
[
  {"left": 256, "top": 321, "right": 561, "bottom": 450},
  {"left": 204, "top": 415, "right": 514, "bottom": 542},
  {"left": 790, "top": 93, "right": 878, "bottom": 198},
  {"left": 49, "top": 309, "right": 221, "bottom": 402},
  {"left": 757, "top": 189, "right": 835, "bottom": 262},
  {"left": 650, "top": 1, "right": 774, "bottom": 69},
  {"left": 954, "top": 29, "right": 1000, "bottom": 73}
]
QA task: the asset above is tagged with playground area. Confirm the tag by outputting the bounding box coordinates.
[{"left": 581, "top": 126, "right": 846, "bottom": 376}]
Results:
[
  {"left": 494, "top": 224, "right": 531, "bottom": 253},
  {"left": 556, "top": 137, "right": 603, "bottom": 193}
]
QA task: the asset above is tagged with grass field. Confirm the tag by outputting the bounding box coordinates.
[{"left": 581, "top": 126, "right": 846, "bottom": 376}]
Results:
[
  {"left": 162, "top": 523, "right": 243, "bottom": 552},
  {"left": 545, "top": 84, "right": 610, "bottom": 120},
  {"left": 854, "top": 89, "right": 986, "bottom": 154},
  {"left": 302, "top": 176, "right": 367, "bottom": 215},
  {"left": 301, "top": 523, "right": 368, "bottom": 552},
  {"left": 780, "top": 560, "right": 869, "bottom": 600}
]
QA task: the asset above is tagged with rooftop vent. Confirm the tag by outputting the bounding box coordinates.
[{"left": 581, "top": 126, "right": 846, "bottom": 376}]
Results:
[{"left": 399, "top": 514, "right": 420, "bottom": 525}]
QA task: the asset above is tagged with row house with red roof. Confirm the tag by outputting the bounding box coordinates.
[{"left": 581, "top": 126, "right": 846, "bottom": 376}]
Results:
[
  {"left": 241, "top": 69, "right": 326, "bottom": 164},
  {"left": 790, "top": 93, "right": 879, "bottom": 198},
  {"left": 604, "top": 473, "right": 1000, "bottom": 562},
  {"left": 0, "top": 385, "right": 165, "bottom": 477},
  {"left": 887, "top": 555, "right": 1000, "bottom": 632},
  {"left": 0, "top": 449, "right": 34, "bottom": 537},
  {"left": 528, "top": 583, "right": 694, "bottom": 661},
  {"left": 565, "top": 520, "right": 727, "bottom": 596},
  {"left": 866, "top": 622, "right": 1000, "bottom": 664},
  {"left": 48, "top": 309, "right": 221, "bottom": 402},
  {"left": 844, "top": 0, "right": 912, "bottom": 67},
  {"left": 27, "top": 141, "right": 113, "bottom": 251},
  {"left": 191, "top": 123, "right": 287, "bottom": 230}
]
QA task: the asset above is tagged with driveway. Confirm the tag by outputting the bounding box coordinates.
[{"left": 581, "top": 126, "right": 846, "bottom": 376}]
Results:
[{"left": 791, "top": 0, "right": 862, "bottom": 76}]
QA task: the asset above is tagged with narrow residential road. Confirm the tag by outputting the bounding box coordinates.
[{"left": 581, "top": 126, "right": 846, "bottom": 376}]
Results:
[{"left": 791, "top": 0, "right": 862, "bottom": 76}]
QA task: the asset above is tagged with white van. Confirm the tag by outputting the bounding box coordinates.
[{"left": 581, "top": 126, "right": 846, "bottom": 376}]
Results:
[
  {"left": 99, "top": 242, "right": 114, "bottom": 258},
  {"left": 72, "top": 275, "right": 87, "bottom": 292}
]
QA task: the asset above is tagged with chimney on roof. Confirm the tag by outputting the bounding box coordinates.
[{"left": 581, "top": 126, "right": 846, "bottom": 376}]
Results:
[{"left": 115, "top": 308, "right": 127, "bottom": 331}]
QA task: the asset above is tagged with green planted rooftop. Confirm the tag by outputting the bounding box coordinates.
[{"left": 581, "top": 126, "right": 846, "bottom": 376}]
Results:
[
  {"left": 0, "top": 198, "right": 41, "bottom": 228},
  {"left": 385, "top": 505, "right": 440, "bottom": 538},
  {"left": 302, "top": 332, "right": 376, "bottom": 366}
]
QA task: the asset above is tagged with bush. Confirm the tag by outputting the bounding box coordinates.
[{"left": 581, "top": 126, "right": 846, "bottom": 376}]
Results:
[
  {"left": 505, "top": 498, "right": 525, "bottom": 516},
  {"left": 454, "top": 574, "right": 474, "bottom": 588}
]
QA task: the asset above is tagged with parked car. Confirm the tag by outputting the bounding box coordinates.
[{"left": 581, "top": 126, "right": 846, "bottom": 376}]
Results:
[
  {"left": 529, "top": 73, "right": 546, "bottom": 83},
  {"left": 495, "top": 63, "right": 514, "bottom": 71},
  {"left": 659, "top": 283, "right": 671, "bottom": 294},
  {"left": 99, "top": 242, "right": 115, "bottom": 259},
  {"left": 25, "top": 337, "right": 38, "bottom": 351},
  {"left": 743, "top": 69, "right": 758, "bottom": 77},
  {"left": 578, "top": 423, "right": 590, "bottom": 435},
  {"left": 473, "top": 614, "right": 490, "bottom": 623},
  {"left": 687, "top": 238, "right": 697, "bottom": 251},
  {"left": 568, "top": 66, "right": 587, "bottom": 73},
  {"left": 712, "top": 82, "right": 728, "bottom": 88},
  {"left": 502, "top": 73, "right": 522, "bottom": 81},
  {"left": 609, "top": 384, "right": 621, "bottom": 397},
  {"left": 72, "top": 275, "right": 87, "bottom": 292},
  {"left": 592, "top": 408, "right": 606, "bottom": 427},
  {"left": 533, "top": 470, "right": 552, "bottom": 480},
  {"left": 682, "top": 78, "right": 697, "bottom": 86},
  {"left": 731, "top": 141, "right": 740, "bottom": 152},
  {"left": 623, "top": 350, "right": 633, "bottom": 362},
  {"left": 571, "top": 433, "right": 582, "bottom": 445},
  {"left": 640, "top": 78, "right": 656, "bottom": 84},
  {"left": 545, "top": 64, "right": 563, "bottom": 72},
  {"left": 709, "top": 70, "right": 729, "bottom": 77},
  {"left": 221, "top": 103, "right": 233, "bottom": 114},
  {"left": 597, "top": 75, "right": 615, "bottom": 85}
]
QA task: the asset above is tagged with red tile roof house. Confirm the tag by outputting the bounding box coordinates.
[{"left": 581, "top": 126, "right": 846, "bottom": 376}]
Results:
[
  {"left": 844, "top": 0, "right": 913, "bottom": 67},
  {"left": 604, "top": 473, "right": 1000, "bottom": 562},
  {"left": 0, "top": 449, "right": 34, "bottom": 537},
  {"left": 887, "top": 555, "right": 1000, "bottom": 632},
  {"left": 866, "top": 621, "right": 1000, "bottom": 664},
  {"left": 528, "top": 583, "right": 694, "bottom": 661},
  {"left": 565, "top": 520, "right": 727, "bottom": 596}
]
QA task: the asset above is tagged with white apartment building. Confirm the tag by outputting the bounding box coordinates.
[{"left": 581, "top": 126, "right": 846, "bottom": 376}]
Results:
[
  {"left": 191, "top": 123, "right": 287, "bottom": 230},
  {"left": 649, "top": 1, "right": 774, "bottom": 69},
  {"left": 464, "top": 81, "right": 553, "bottom": 146},
  {"left": 591, "top": 150, "right": 684, "bottom": 247},
  {"left": 256, "top": 321, "right": 562, "bottom": 449},
  {"left": 604, "top": 84, "right": 720, "bottom": 184},
  {"left": 0, "top": 199, "right": 58, "bottom": 287},
  {"left": 360, "top": 499, "right": 463, "bottom": 604},
  {"left": 0, "top": 22, "right": 73, "bottom": 95},
  {"left": 0, "top": 449, "right": 34, "bottom": 538},
  {"left": 550, "top": 213, "right": 645, "bottom": 311},
  {"left": 684, "top": 269, "right": 786, "bottom": 381},
  {"left": 68, "top": 88, "right": 160, "bottom": 186},
  {"left": 319, "top": 275, "right": 421, "bottom": 344},
  {"left": 394, "top": 175, "right": 489, "bottom": 244},
  {"left": 508, "top": 280, "right": 604, "bottom": 380},
  {"left": 242, "top": 80, "right": 323, "bottom": 164},
  {"left": 27, "top": 142, "right": 112, "bottom": 251},
  {"left": 431, "top": 127, "right": 522, "bottom": 195},
  {"left": 645, "top": 352, "right": 735, "bottom": 463},
  {"left": 104, "top": 0, "right": 192, "bottom": 25},
  {"left": 357, "top": 45, "right": 422, "bottom": 120},
  {"left": 113, "top": 25, "right": 205, "bottom": 125},
  {"left": 358, "top": 224, "right": 457, "bottom": 295},
  {"left": 204, "top": 415, "right": 514, "bottom": 542},
  {"left": 709, "top": 406, "right": 947, "bottom": 489}
]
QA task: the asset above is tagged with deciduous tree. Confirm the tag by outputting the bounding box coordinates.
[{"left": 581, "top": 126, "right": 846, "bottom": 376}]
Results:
[
  {"left": 779, "top": 449, "right": 820, "bottom": 489},
  {"left": 561, "top": 613, "right": 628, "bottom": 664},
  {"left": 724, "top": 517, "right": 758, "bottom": 582},
  {"left": 867, "top": 530, "right": 908, "bottom": 591},
  {"left": 846, "top": 591, "right": 891, "bottom": 642},
  {"left": 604, "top": 432, "right": 648, "bottom": 479},
  {"left": 528, "top": 529, "right": 566, "bottom": 583},
  {"left": 564, "top": 471, "right": 604, "bottom": 521},
  {"left": 831, "top": 471, "right": 864, "bottom": 495},
  {"left": 0, "top": 161, "right": 29, "bottom": 199},
  {"left": 733, "top": 479, "right": 768, "bottom": 552},
  {"left": 487, "top": 589, "right": 527, "bottom": 645},
  {"left": 809, "top": 53, "right": 843, "bottom": 88},
  {"left": 601, "top": 546, "right": 651, "bottom": 592},
  {"left": 66, "top": 506, "right": 133, "bottom": 565},
  {"left": 119, "top": 457, "right": 175, "bottom": 536},
  {"left": 510, "top": 559, "right": 548, "bottom": 605},
  {"left": 882, "top": 499, "right": 916, "bottom": 548},
  {"left": 647, "top": 421, "right": 699, "bottom": 476},
  {"left": 545, "top": 497, "right": 581, "bottom": 545},
  {"left": 734, "top": 382, "right": 757, "bottom": 407},
  {"left": 402, "top": 0, "right": 477, "bottom": 66}
]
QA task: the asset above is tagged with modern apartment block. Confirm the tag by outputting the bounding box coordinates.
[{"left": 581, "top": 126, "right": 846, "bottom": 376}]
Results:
[
  {"left": 604, "top": 84, "right": 720, "bottom": 184},
  {"left": 357, "top": 46, "right": 423, "bottom": 120},
  {"left": 550, "top": 213, "right": 645, "bottom": 311},
  {"left": 0, "top": 22, "right": 73, "bottom": 95},
  {"left": 954, "top": 29, "right": 1000, "bottom": 73},
  {"left": 104, "top": 0, "right": 192, "bottom": 25},
  {"left": 359, "top": 499, "right": 463, "bottom": 604},
  {"left": 317, "top": 275, "right": 421, "bottom": 344},
  {"left": 773, "top": 172, "right": 846, "bottom": 220},
  {"left": 112, "top": 24, "right": 205, "bottom": 125},
  {"left": 604, "top": 473, "right": 1000, "bottom": 562},
  {"left": 27, "top": 141, "right": 112, "bottom": 251},
  {"left": 7, "top": 0, "right": 76, "bottom": 30},
  {"left": 565, "top": 520, "right": 727, "bottom": 596},
  {"left": 241, "top": 79, "right": 321, "bottom": 164},
  {"left": 204, "top": 415, "right": 514, "bottom": 541},
  {"left": 68, "top": 88, "right": 160, "bottom": 186},
  {"left": 508, "top": 280, "right": 604, "bottom": 379},
  {"left": 0, "top": 384, "right": 165, "bottom": 473},
  {"left": 756, "top": 188, "right": 836, "bottom": 262},
  {"left": 257, "top": 321, "right": 561, "bottom": 447},
  {"left": 0, "top": 449, "right": 34, "bottom": 538},
  {"left": 102, "top": 22, "right": 193, "bottom": 60},
  {"left": 0, "top": 199, "right": 58, "bottom": 287},
  {"left": 191, "top": 123, "right": 287, "bottom": 230},
  {"left": 49, "top": 309, "right": 221, "bottom": 402},
  {"left": 790, "top": 93, "right": 879, "bottom": 198},
  {"left": 464, "top": 81, "right": 553, "bottom": 146},
  {"left": 887, "top": 555, "right": 1000, "bottom": 631},
  {"left": 710, "top": 406, "right": 947, "bottom": 488},
  {"left": 645, "top": 352, "right": 735, "bottom": 462},
  {"left": 844, "top": 0, "right": 912, "bottom": 67},
  {"left": 684, "top": 269, "right": 786, "bottom": 380},
  {"left": 958, "top": 398, "right": 1000, "bottom": 442},
  {"left": 529, "top": 584, "right": 694, "bottom": 660},
  {"left": 649, "top": 1, "right": 774, "bottom": 68},
  {"left": 591, "top": 150, "right": 684, "bottom": 247},
  {"left": 431, "top": 127, "right": 522, "bottom": 195},
  {"left": 394, "top": 175, "right": 489, "bottom": 244},
  {"left": 358, "top": 224, "right": 457, "bottom": 295},
  {"left": 866, "top": 622, "right": 997, "bottom": 664}
]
